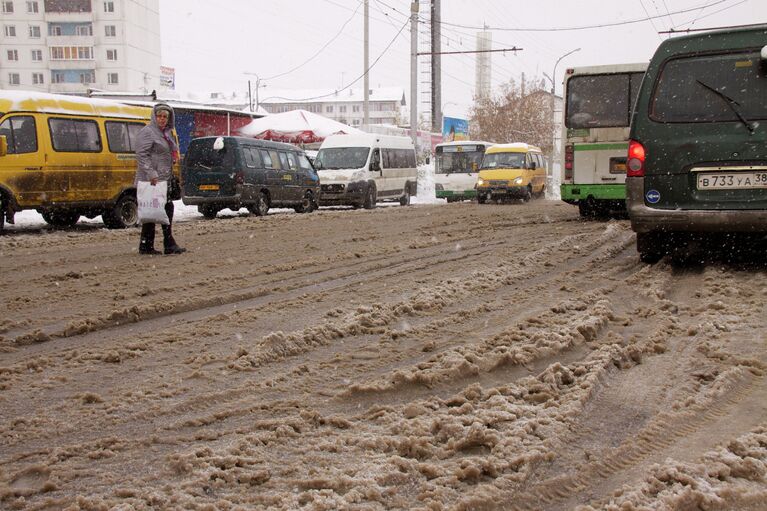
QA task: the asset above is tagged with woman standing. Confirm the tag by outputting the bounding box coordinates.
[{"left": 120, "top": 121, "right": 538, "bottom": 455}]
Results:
[{"left": 135, "top": 103, "right": 186, "bottom": 255}]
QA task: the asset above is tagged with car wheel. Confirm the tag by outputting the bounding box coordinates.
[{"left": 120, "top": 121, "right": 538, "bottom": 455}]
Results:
[
  {"left": 363, "top": 184, "right": 376, "bottom": 210},
  {"left": 295, "top": 191, "right": 316, "bottom": 213},
  {"left": 477, "top": 194, "right": 487, "bottom": 204},
  {"left": 41, "top": 209, "right": 79, "bottom": 228},
  {"left": 198, "top": 204, "right": 219, "bottom": 219},
  {"left": 250, "top": 191, "right": 270, "bottom": 216},
  {"left": 103, "top": 194, "right": 138, "bottom": 229}
]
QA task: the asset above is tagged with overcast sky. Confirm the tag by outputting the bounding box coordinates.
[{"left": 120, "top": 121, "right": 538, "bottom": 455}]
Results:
[{"left": 159, "top": 0, "right": 764, "bottom": 118}]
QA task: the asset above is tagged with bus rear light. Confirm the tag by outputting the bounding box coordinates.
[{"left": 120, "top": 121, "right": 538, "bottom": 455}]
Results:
[
  {"left": 627, "top": 139, "right": 646, "bottom": 177},
  {"left": 564, "top": 144, "right": 574, "bottom": 180}
]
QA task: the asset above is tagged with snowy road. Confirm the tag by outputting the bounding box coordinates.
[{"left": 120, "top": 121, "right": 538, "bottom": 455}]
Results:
[{"left": 1, "top": 200, "right": 765, "bottom": 510}]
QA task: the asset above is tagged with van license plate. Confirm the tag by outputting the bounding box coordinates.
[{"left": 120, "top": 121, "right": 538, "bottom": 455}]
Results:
[
  {"left": 199, "top": 184, "right": 220, "bottom": 191},
  {"left": 697, "top": 172, "right": 767, "bottom": 190}
]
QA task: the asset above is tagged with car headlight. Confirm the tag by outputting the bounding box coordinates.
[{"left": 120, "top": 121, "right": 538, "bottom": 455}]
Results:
[
  {"left": 477, "top": 178, "right": 485, "bottom": 186},
  {"left": 513, "top": 177, "right": 523, "bottom": 185}
]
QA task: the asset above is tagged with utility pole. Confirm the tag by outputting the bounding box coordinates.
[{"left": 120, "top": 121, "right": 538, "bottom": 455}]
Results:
[
  {"left": 431, "top": 0, "right": 441, "bottom": 134},
  {"left": 363, "top": 0, "right": 370, "bottom": 127},
  {"left": 410, "top": 1, "right": 418, "bottom": 150}
]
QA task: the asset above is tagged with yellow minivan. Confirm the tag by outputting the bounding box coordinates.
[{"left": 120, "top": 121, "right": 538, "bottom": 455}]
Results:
[
  {"left": 0, "top": 91, "right": 177, "bottom": 231},
  {"left": 475, "top": 143, "right": 547, "bottom": 203}
]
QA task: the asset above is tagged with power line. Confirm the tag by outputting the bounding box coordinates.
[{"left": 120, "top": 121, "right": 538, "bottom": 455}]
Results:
[
  {"left": 263, "top": 17, "right": 410, "bottom": 103},
  {"left": 431, "top": 0, "right": 733, "bottom": 32}
]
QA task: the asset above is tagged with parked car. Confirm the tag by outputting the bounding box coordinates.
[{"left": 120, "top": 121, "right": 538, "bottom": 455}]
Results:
[
  {"left": 475, "top": 143, "right": 547, "bottom": 203},
  {"left": 182, "top": 136, "right": 320, "bottom": 218},
  {"left": 0, "top": 91, "right": 176, "bottom": 231},
  {"left": 626, "top": 24, "right": 767, "bottom": 263},
  {"left": 314, "top": 133, "right": 417, "bottom": 209}
]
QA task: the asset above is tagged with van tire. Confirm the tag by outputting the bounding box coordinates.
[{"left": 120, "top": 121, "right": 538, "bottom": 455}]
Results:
[
  {"left": 250, "top": 191, "right": 270, "bottom": 216},
  {"left": 199, "top": 204, "right": 219, "bottom": 219},
  {"left": 637, "top": 232, "right": 665, "bottom": 264},
  {"left": 399, "top": 186, "right": 411, "bottom": 206},
  {"left": 103, "top": 194, "right": 138, "bottom": 229},
  {"left": 522, "top": 185, "right": 532, "bottom": 202},
  {"left": 363, "top": 184, "right": 376, "bottom": 210},
  {"left": 477, "top": 195, "right": 487, "bottom": 204},
  {"left": 41, "top": 209, "right": 79, "bottom": 228},
  {"left": 295, "top": 191, "right": 316, "bottom": 214}
]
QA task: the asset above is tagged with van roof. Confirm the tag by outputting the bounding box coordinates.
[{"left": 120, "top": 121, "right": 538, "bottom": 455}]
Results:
[
  {"left": 0, "top": 90, "right": 149, "bottom": 120},
  {"left": 486, "top": 143, "right": 541, "bottom": 153},
  {"left": 436, "top": 140, "right": 493, "bottom": 147},
  {"left": 320, "top": 133, "right": 415, "bottom": 150},
  {"left": 190, "top": 135, "right": 303, "bottom": 152}
]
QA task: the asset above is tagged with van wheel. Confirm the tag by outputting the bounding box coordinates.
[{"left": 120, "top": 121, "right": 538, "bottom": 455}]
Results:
[
  {"left": 522, "top": 186, "right": 532, "bottom": 202},
  {"left": 198, "top": 204, "right": 219, "bottom": 219},
  {"left": 477, "top": 195, "right": 487, "bottom": 204},
  {"left": 295, "top": 191, "right": 316, "bottom": 213},
  {"left": 103, "top": 194, "right": 138, "bottom": 229},
  {"left": 249, "top": 191, "right": 270, "bottom": 216},
  {"left": 637, "top": 232, "right": 666, "bottom": 264},
  {"left": 41, "top": 209, "right": 79, "bottom": 228},
  {"left": 578, "top": 200, "right": 594, "bottom": 218},
  {"left": 0, "top": 194, "right": 5, "bottom": 232},
  {"left": 363, "top": 185, "right": 376, "bottom": 210},
  {"left": 399, "top": 186, "right": 411, "bottom": 206}
]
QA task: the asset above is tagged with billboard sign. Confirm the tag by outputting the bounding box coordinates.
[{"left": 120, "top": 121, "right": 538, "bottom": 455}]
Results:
[
  {"left": 160, "top": 66, "right": 175, "bottom": 90},
  {"left": 442, "top": 116, "right": 469, "bottom": 142}
]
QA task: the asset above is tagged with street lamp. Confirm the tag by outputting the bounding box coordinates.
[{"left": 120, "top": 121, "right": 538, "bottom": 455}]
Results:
[
  {"left": 544, "top": 48, "right": 580, "bottom": 199},
  {"left": 244, "top": 72, "right": 267, "bottom": 112}
]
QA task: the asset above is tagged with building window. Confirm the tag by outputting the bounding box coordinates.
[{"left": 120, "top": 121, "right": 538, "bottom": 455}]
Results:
[
  {"left": 2, "top": 1, "right": 13, "bottom": 13},
  {"left": 105, "top": 25, "right": 116, "bottom": 37},
  {"left": 29, "top": 25, "right": 40, "bottom": 38},
  {"left": 107, "top": 72, "right": 118, "bottom": 84},
  {"left": 50, "top": 46, "right": 93, "bottom": 60},
  {"left": 4, "top": 25, "right": 15, "bottom": 36},
  {"left": 325, "top": 106, "right": 333, "bottom": 113},
  {"left": 103, "top": 1, "right": 113, "bottom": 12},
  {"left": 76, "top": 24, "right": 92, "bottom": 36},
  {"left": 32, "top": 72, "right": 43, "bottom": 84},
  {"left": 31, "top": 49, "right": 42, "bottom": 61},
  {"left": 79, "top": 70, "right": 95, "bottom": 83},
  {"left": 106, "top": 49, "right": 117, "bottom": 60},
  {"left": 7, "top": 49, "right": 19, "bottom": 61},
  {"left": 8, "top": 73, "right": 20, "bottom": 85},
  {"left": 51, "top": 71, "right": 64, "bottom": 83},
  {"left": 49, "top": 25, "right": 62, "bottom": 36},
  {"left": 339, "top": 105, "right": 347, "bottom": 113},
  {"left": 25, "top": 0, "right": 37, "bottom": 12},
  {"left": 353, "top": 105, "right": 360, "bottom": 112}
]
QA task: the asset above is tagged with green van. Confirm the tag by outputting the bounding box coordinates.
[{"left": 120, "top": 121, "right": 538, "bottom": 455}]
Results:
[{"left": 626, "top": 25, "right": 767, "bottom": 262}]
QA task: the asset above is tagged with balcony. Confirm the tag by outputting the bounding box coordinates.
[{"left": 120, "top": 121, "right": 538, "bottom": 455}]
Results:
[{"left": 47, "top": 35, "right": 94, "bottom": 47}]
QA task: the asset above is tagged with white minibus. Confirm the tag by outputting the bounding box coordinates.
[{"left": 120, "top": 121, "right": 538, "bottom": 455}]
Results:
[{"left": 315, "top": 134, "right": 417, "bottom": 208}]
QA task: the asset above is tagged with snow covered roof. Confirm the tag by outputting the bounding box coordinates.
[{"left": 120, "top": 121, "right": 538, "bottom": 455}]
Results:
[
  {"left": 259, "top": 87, "right": 406, "bottom": 105},
  {"left": 240, "top": 109, "right": 363, "bottom": 143},
  {"left": 0, "top": 90, "right": 148, "bottom": 119}
]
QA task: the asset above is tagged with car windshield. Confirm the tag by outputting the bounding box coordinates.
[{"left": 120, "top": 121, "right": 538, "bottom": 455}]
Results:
[
  {"left": 651, "top": 49, "right": 767, "bottom": 123},
  {"left": 314, "top": 147, "right": 370, "bottom": 170},
  {"left": 481, "top": 152, "right": 526, "bottom": 169}
]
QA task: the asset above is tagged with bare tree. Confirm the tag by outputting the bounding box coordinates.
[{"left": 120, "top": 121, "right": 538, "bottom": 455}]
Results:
[{"left": 469, "top": 76, "right": 553, "bottom": 154}]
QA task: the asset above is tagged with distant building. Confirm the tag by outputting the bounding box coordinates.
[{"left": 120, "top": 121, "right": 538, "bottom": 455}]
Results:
[
  {"left": 475, "top": 30, "right": 492, "bottom": 100},
  {"left": 0, "top": 0, "right": 161, "bottom": 93},
  {"left": 259, "top": 87, "right": 406, "bottom": 128}
]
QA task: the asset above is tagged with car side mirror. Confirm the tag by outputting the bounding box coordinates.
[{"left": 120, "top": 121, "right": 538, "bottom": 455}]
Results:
[{"left": 0, "top": 135, "right": 7, "bottom": 157}]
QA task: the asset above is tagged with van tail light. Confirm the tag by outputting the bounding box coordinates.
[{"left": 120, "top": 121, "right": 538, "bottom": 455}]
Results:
[
  {"left": 627, "top": 139, "right": 646, "bottom": 177},
  {"left": 564, "top": 144, "right": 574, "bottom": 181},
  {"left": 235, "top": 171, "right": 244, "bottom": 185}
]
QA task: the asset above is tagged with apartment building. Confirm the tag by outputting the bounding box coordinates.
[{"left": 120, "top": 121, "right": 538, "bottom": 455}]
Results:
[
  {"left": 0, "top": 0, "right": 160, "bottom": 92},
  {"left": 260, "top": 87, "right": 406, "bottom": 128}
]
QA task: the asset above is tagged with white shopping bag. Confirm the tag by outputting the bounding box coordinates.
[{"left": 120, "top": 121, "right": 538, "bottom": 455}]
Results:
[{"left": 137, "top": 181, "right": 169, "bottom": 225}]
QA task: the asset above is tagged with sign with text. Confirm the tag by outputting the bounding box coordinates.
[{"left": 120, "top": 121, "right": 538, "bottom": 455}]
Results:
[{"left": 442, "top": 116, "right": 469, "bottom": 142}]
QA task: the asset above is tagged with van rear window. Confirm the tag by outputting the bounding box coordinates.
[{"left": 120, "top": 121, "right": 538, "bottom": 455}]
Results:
[
  {"left": 651, "top": 50, "right": 767, "bottom": 123},
  {"left": 186, "top": 139, "right": 234, "bottom": 168}
]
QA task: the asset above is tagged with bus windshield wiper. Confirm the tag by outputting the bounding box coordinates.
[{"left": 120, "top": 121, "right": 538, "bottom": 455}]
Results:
[{"left": 696, "top": 79, "right": 755, "bottom": 133}]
